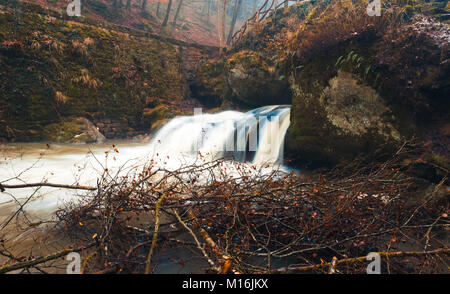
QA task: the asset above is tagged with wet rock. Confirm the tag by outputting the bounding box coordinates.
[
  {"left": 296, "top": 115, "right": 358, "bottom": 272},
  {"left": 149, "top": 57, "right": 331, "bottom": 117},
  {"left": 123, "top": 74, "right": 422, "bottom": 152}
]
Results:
[
  {"left": 226, "top": 63, "right": 291, "bottom": 107},
  {"left": 43, "top": 117, "right": 105, "bottom": 144},
  {"left": 286, "top": 71, "right": 402, "bottom": 167}
]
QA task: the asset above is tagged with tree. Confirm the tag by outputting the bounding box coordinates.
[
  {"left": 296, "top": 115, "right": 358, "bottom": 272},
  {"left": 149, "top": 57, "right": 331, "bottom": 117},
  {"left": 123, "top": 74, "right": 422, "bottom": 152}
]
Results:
[
  {"left": 142, "top": 0, "right": 147, "bottom": 12},
  {"left": 172, "top": 0, "right": 184, "bottom": 26},
  {"left": 217, "top": 0, "right": 222, "bottom": 52},
  {"left": 162, "top": 0, "right": 173, "bottom": 27},
  {"left": 227, "top": 0, "right": 242, "bottom": 45},
  {"left": 126, "top": 0, "right": 131, "bottom": 11},
  {"left": 206, "top": 0, "right": 211, "bottom": 23},
  {"left": 221, "top": 0, "right": 227, "bottom": 41}
]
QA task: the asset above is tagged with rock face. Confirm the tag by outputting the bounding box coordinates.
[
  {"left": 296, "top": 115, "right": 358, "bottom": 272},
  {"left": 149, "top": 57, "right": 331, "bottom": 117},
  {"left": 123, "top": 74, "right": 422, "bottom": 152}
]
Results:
[
  {"left": 70, "top": 118, "right": 106, "bottom": 144},
  {"left": 286, "top": 10, "right": 449, "bottom": 167},
  {"left": 322, "top": 72, "right": 399, "bottom": 141},
  {"left": 194, "top": 0, "right": 449, "bottom": 167},
  {"left": 191, "top": 50, "right": 292, "bottom": 108},
  {"left": 0, "top": 4, "right": 185, "bottom": 142},
  {"left": 42, "top": 117, "right": 105, "bottom": 144},
  {"left": 225, "top": 53, "right": 291, "bottom": 107},
  {"left": 287, "top": 71, "right": 402, "bottom": 166}
]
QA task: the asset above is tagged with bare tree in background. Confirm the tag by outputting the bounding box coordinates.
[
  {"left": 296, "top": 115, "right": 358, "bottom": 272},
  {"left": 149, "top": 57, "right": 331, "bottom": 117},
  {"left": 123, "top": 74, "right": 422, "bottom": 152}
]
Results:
[
  {"left": 227, "top": 0, "right": 242, "bottom": 45},
  {"left": 172, "top": 0, "right": 184, "bottom": 25},
  {"left": 217, "top": 0, "right": 222, "bottom": 52},
  {"left": 201, "top": 0, "right": 212, "bottom": 24},
  {"left": 142, "top": 0, "right": 147, "bottom": 12},
  {"left": 162, "top": 0, "right": 173, "bottom": 27},
  {"left": 221, "top": 0, "right": 227, "bottom": 41}
]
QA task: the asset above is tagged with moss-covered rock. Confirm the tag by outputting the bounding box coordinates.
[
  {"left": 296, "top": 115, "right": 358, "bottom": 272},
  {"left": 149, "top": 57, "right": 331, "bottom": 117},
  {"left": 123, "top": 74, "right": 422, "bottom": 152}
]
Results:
[
  {"left": 42, "top": 117, "right": 105, "bottom": 143},
  {"left": 194, "top": 0, "right": 449, "bottom": 168},
  {"left": 284, "top": 1, "right": 449, "bottom": 167},
  {"left": 190, "top": 60, "right": 228, "bottom": 107},
  {"left": 224, "top": 50, "right": 291, "bottom": 107},
  {"left": 0, "top": 4, "right": 184, "bottom": 142},
  {"left": 287, "top": 70, "right": 402, "bottom": 166}
]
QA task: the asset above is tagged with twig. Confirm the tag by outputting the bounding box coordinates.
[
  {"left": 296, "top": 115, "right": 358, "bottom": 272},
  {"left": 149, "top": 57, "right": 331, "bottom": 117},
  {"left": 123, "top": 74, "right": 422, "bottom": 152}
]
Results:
[
  {"left": 173, "top": 209, "right": 221, "bottom": 273},
  {"left": 144, "top": 193, "right": 165, "bottom": 274},
  {"left": 0, "top": 243, "right": 95, "bottom": 274},
  {"left": 264, "top": 248, "right": 450, "bottom": 273},
  {"left": 0, "top": 182, "right": 97, "bottom": 191}
]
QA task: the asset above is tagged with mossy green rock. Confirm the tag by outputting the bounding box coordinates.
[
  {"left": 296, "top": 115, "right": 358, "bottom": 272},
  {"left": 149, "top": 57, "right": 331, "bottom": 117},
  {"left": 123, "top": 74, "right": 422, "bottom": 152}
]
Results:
[
  {"left": 0, "top": 5, "right": 183, "bottom": 142},
  {"left": 43, "top": 117, "right": 105, "bottom": 143},
  {"left": 287, "top": 71, "right": 402, "bottom": 166},
  {"left": 225, "top": 50, "right": 291, "bottom": 107}
]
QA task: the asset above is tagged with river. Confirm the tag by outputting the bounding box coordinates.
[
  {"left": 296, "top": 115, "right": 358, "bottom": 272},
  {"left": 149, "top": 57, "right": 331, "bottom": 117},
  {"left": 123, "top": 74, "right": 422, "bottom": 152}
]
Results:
[{"left": 0, "top": 105, "right": 291, "bottom": 272}]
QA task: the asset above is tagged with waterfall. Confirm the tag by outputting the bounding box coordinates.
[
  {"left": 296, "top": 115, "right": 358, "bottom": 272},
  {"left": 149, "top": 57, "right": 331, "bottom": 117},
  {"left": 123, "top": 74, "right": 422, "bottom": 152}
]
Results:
[
  {"left": 0, "top": 105, "right": 291, "bottom": 218},
  {"left": 147, "top": 105, "right": 291, "bottom": 167}
]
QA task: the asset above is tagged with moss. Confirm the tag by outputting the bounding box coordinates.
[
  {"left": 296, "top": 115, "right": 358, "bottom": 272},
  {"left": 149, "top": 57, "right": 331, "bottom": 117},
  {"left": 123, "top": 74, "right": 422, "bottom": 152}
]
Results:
[
  {"left": 427, "top": 153, "right": 450, "bottom": 171},
  {"left": 0, "top": 6, "right": 184, "bottom": 142},
  {"left": 42, "top": 118, "right": 88, "bottom": 143},
  {"left": 285, "top": 31, "right": 403, "bottom": 166},
  {"left": 142, "top": 105, "right": 172, "bottom": 129},
  {"left": 190, "top": 60, "right": 228, "bottom": 107}
]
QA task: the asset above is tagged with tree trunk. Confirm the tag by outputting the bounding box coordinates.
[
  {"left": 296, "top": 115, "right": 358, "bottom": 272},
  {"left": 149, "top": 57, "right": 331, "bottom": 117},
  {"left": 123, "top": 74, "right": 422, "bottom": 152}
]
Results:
[
  {"left": 162, "top": 0, "right": 173, "bottom": 27},
  {"left": 284, "top": 0, "right": 288, "bottom": 9},
  {"left": 126, "top": 0, "right": 131, "bottom": 11},
  {"left": 217, "top": 0, "right": 222, "bottom": 53},
  {"left": 206, "top": 0, "right": 211, "bottom": 23},
  {"left": 227, "top": 0, "right": 242, "bottom": 45},
  {"left": 156, "top": 2, "right": 160, "bottom": 17},
  {"left": 221, "top": 0, "right": 227, "bottom": 41},
  {"left": 142, "top": 0, "right": 147, "bottom": 11},
  {"left": 172, "top": 0, "right": 183, "bottom": 25}
]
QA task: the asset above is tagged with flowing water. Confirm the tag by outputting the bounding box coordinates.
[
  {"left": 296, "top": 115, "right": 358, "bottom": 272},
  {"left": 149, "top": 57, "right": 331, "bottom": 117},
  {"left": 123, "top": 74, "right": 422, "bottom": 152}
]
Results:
[{"left": 0, "top": 105, "right": 291, "bottom": 223}]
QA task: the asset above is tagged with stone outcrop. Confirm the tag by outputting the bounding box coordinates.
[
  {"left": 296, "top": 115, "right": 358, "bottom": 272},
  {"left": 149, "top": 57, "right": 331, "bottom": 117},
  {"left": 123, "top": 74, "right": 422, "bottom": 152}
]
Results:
[{"left": 193, "top": 0, "right": 449, "bottom": 167}]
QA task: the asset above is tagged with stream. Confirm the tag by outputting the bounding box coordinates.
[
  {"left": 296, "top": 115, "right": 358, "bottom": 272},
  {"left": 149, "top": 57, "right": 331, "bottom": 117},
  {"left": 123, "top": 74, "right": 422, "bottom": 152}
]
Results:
[{"left": 0, "top": 105, "right": 292, "bottom": 273}]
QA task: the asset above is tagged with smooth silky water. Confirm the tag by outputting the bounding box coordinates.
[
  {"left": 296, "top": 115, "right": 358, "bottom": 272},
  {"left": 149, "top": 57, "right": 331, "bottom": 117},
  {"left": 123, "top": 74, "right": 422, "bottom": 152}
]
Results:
[{"left": 0, "top": 105, "right": 292, "bottom": 272}]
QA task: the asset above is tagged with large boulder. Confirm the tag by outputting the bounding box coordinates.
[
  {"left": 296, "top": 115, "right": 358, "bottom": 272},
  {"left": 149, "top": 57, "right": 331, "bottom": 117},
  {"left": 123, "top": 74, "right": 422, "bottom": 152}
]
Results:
[
  {"left": 285, "top": 6, "right": 449, "bottom": 167},
  {"left": 192, "top": 1, "right": 449, "bottom": 168},
  {"left": 287, "top": 71, "right": 402, "bottom": 166}
]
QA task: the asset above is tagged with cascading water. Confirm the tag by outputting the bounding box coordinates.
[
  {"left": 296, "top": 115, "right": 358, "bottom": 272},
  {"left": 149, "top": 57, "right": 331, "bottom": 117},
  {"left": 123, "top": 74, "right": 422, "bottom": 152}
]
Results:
[
  {"left": 147, "top": 105, "right": 291, "bottom": 167},
  {"left": 0, "top": 105, "right": 291, "bottom": 219}
]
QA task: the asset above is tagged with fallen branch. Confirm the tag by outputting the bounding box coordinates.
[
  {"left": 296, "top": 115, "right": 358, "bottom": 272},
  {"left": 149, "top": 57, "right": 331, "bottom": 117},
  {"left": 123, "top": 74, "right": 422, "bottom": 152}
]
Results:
[
  {"left": 264, "top": 248, "right": 450, "bottom": 273},
  {"left": 0, "top": 243, "right": 95, "bottom": 274},
  {"left": 186, "top": 209, "right": 237, "bottom": 274},
  {"left": 144, "top": 193, "right": 165, "bottom": 274},
  {"left": 173, "top": 209, "right": 221, "bottom": 273},
  {"left": 0, "top": 182, "right": 97, "bottom": 191}
]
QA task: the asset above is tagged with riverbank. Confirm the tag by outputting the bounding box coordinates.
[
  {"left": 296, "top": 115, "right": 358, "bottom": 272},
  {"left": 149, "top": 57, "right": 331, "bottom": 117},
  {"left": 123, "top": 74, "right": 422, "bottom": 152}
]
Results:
[{"left": 0, "top": 138, "right": 448, "bottom": 274}]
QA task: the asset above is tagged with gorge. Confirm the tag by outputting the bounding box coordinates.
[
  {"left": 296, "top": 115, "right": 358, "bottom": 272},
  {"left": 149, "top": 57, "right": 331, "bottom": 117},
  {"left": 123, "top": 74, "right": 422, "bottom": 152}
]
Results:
[{"left": 0, "top": 0, "right": 448, "bottom": 274}]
